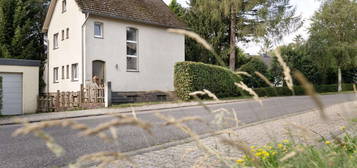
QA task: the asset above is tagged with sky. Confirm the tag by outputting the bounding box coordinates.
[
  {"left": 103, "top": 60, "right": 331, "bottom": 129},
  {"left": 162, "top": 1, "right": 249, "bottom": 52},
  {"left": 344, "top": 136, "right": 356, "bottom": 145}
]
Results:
[{"left": 163, "top": 0, "right": 322, "bottom": 55}]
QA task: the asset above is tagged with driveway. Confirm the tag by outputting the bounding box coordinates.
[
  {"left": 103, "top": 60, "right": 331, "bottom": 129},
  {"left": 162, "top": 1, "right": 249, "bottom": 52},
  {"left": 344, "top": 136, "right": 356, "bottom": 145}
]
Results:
[{"left": 0, "top": 93, "right": 355, "bottom": 168}]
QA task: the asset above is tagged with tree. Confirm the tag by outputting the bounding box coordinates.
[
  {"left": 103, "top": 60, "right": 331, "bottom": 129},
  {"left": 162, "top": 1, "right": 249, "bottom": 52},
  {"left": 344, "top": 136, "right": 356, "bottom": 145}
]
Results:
[
  {"left": 308, "top": 0, "right": 357, "bottom": 91},
  {"left": 195, "top": 0, "right": 302, "bottom": 70},
  {"left": 239, "top": 57, "right": 270, "bottom": 88},
  {"left": 0, "top": 0, "right": 49, "bottom": 90},
  {"left": 169, "top": 0, "right": 231, "bottom": 65}
]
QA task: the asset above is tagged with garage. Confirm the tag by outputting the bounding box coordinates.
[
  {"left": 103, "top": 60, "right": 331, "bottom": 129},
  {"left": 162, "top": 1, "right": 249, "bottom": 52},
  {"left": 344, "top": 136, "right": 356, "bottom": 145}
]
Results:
[
  {"left": 0, "top": 58, "right": 40, "bottom": 115},
  {"left": 0, "top": 73, "right": 23, "bottom": 115}
]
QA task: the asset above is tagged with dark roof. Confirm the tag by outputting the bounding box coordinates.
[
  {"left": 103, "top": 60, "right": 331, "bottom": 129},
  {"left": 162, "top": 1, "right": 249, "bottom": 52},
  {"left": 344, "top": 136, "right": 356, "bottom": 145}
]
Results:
[
  {"left": 75, "top": 0, "right": 187, "bottom": 29},
  {"left": 0, "top": 58, "right": 41, "bottom": 67}
]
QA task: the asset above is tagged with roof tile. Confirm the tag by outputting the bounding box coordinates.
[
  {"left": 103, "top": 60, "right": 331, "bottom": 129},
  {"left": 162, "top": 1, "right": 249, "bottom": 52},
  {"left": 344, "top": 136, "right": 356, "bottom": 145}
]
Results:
[{"left": 75, "top": 0, "right": 187, "bottom": 28}]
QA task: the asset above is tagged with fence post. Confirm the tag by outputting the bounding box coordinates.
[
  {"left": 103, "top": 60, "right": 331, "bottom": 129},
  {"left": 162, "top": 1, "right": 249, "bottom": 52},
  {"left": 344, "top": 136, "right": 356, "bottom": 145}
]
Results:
[
  {"left": 55, "top": 90, "right": 60, "bottom": 111},
  {"left": 105, "top": 81, "right": 112, "bottom": 107},
  {"left": 80, "top": 84, "right": 84, "bottom": 106}
]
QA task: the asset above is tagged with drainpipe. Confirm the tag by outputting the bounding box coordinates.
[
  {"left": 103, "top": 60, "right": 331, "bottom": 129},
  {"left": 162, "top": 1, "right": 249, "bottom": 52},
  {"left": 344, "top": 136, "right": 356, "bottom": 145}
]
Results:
[{"left": 81, "top": 13, "right": 90, "bottom": 87}]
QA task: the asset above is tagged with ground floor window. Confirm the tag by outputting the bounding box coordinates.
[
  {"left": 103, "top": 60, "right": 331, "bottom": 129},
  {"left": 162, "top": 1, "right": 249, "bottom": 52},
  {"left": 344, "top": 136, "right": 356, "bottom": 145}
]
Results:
[
  {"left": 53, "top": 67, "right": 59, "bottom": 83},
  {"left": 71, "top": 63, "right": 78, "bottom": 81}
]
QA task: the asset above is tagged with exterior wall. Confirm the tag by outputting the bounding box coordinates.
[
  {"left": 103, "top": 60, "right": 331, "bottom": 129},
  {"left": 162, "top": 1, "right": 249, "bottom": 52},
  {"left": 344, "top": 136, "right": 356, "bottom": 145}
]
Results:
[
  {"left": 84, "top": 16, "right": 185, "bottom": 92},
  {"left": 0, "top": 65, "right": 39, "bottom": 114},
  {"left": 47, "top": 0, "right": 86, "bottom": 92}
]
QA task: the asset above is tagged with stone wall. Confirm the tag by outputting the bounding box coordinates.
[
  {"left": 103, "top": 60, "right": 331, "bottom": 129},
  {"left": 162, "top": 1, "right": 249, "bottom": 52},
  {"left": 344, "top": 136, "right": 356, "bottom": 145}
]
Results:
[{"left": 112, "top": 91, "right": 178, "bottom": 104}]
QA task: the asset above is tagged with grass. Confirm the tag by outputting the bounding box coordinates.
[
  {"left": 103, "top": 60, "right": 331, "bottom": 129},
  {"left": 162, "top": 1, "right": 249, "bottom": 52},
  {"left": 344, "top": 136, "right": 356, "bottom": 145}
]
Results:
[
  {"left": 320, "top": 91, "right": 354, "bottom": 95},
  {"left": 352, "top": 118, "right": 357, "bottom": 123},
  {"left": 236, "top": 131, "right": 357, "bottom": 168}
]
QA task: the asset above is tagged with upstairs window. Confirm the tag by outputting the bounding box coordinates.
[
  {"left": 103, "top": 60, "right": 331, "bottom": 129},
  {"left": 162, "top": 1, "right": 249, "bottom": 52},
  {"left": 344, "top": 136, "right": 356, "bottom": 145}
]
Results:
[
  {"left": 61, "top": 30, "right": 65, "bottom": 41},
  {"left": 71, "top": 63, "right": 79, "bottom": 81},
  {"left": 94, "top": 22, "right": 103, "bottom": 38},
  {"left": 53, "top": 33, "right": 59, "bottom": 49},
  {"left": 126, "top": 27, "right": 138, "bottom": 71},
  {"left": 66, "top": 28, "right": 69, "bottom": 39},
  {"left": 62, "top": 0, "right": 67, "bottom": 13},
  {"left": 61, "top": 66, "right": 65, "bottom": 79},
  {"left": 53, "top": 67, "right": 59, "bottom": 83}
]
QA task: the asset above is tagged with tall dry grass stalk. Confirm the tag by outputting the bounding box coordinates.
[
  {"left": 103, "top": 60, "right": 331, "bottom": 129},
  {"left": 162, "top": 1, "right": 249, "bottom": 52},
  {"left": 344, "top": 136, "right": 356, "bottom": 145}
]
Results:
[
  {"left": 255, "top": 71, "right": 274, "bottom": 87},
  {"left": 294, "top": 71, "right": 327, "bottom": 120},
  {"left": 167, "top": 29, "right": 225, "bottom": 67},
  {"left": 189, "top": 89, "right": 219, "bottom": 101},
  {"left": 69, "top": 151, "right": 132, "bottom": 168},
  {"left": 236, "top": 71, "right": 252, "bottom": 77},
  {"left": 274, "top": 49, "right": 294, "bottom": 94},
  {"left": 235, "top": 81, "right": 263, "bottom": 105},
  {"left": 155, "top": 113, "right": 235, "bottom": 167}
]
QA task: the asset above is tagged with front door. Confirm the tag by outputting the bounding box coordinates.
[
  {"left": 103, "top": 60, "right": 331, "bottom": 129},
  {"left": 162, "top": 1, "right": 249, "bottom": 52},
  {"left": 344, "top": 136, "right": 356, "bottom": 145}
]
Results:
[{"left": 92, "top": 60, "right": 105, "bottom": 84}]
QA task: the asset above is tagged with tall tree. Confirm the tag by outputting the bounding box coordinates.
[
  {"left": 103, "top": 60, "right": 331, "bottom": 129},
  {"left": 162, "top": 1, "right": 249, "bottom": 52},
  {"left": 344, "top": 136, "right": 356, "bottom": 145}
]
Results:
[
  {"left": 308, "top": 0, "right": 357, "bottom": 91},
  {"left": 0, "top": 0, "right": 49, "bottom": 89},
  {"left": 195, "top": 0, "right": 302, "bottom": 70},
  {"left": 169, "top": 0, "right": 231, "bottom": 65}
]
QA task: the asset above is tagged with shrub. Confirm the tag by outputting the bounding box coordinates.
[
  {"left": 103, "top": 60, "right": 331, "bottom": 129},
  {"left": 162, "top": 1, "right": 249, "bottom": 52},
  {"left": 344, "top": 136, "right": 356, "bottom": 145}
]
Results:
[
  {"left": 174, "top": 61, "right": 243, "bottom": 101},
  {"left": 239, "top": 57, "right": 270, "bottom": 88}
]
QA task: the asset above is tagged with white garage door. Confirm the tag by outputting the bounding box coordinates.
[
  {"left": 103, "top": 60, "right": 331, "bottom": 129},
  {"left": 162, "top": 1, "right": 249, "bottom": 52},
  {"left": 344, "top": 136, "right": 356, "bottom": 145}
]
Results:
[{"left": 0, "top": 73, "right": 23, "bottom": 115}]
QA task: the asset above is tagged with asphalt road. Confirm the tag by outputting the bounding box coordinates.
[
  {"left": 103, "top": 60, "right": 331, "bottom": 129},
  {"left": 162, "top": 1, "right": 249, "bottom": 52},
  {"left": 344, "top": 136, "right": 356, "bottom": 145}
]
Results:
[{"left": 0, "top": 94, "right": 355, "bottom": 168}]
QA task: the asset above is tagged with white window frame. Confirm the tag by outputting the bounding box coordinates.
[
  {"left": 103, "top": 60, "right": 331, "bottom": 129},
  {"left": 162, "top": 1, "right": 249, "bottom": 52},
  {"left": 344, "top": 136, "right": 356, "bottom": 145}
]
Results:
[
  {"left": 94, "top": 22, "right": 103, "bottom": 38},
  {"left": 53, "top": 33, "right": 59, "bottom": 49},
  {"left": 71, "top": 63, "right": 79, "bottom": 81},
  {"left": 62, "top": 0, "right": 67, "bottom": 13},
  {"left": 126, "top": 27, "right": 138, "bottom": 71},
  {"left": 53, "top": 67, "right": 59, "bottom": 83}
]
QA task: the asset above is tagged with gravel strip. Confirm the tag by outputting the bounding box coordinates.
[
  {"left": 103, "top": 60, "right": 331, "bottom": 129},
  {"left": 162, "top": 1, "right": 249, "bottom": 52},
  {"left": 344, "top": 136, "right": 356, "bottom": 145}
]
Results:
[{"left": 96, "top": 101, "right": 357, "bottom": 168}]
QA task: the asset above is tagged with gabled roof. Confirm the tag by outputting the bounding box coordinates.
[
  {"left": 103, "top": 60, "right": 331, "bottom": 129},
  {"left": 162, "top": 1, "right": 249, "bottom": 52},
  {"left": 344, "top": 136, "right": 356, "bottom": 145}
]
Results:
[{"left": 42, "top": 0, "right": 187, "bottom": 32}]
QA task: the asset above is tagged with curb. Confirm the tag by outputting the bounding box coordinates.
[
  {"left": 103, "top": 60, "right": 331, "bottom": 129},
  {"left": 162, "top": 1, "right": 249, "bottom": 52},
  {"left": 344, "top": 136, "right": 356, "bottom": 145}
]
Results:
[{"left": 0, "top": 98, "right": 252, "bottom": 126}]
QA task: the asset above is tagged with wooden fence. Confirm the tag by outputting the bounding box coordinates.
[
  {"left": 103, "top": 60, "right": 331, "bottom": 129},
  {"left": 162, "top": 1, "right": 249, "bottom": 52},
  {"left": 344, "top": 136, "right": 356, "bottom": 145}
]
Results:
[{"left": 38, "top": 84, "right": 105, "bottom": 112}]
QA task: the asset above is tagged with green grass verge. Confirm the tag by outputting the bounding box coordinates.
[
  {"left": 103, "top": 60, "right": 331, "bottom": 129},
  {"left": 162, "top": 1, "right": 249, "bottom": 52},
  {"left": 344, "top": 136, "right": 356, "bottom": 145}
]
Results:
[{"left": 236, "top": 131, "right": 357, "bottom": 168}]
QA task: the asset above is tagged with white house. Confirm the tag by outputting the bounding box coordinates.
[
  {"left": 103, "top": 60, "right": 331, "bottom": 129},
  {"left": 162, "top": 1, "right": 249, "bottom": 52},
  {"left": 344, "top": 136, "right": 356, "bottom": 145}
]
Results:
[{"left": 42, "top": 0, "right": 186, "bottom": 103}]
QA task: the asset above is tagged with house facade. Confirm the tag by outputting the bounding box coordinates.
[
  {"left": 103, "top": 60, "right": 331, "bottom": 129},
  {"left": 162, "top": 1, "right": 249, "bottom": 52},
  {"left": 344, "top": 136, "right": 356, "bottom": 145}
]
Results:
[{"left": 43, "top": 0, "right": 185, "bottom": 102}]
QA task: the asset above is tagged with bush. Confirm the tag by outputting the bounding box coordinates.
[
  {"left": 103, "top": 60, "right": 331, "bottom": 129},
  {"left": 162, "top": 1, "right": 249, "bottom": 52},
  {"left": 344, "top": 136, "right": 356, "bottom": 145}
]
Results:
[
  {"left": 174, "top": 61, "right": 243, "bottom": 101},
  {"left": 254, "top": 83, "right": 355, "bottom": 97},
  {"left": 239, "top": 57, "right": 270, "bottom": 88}
]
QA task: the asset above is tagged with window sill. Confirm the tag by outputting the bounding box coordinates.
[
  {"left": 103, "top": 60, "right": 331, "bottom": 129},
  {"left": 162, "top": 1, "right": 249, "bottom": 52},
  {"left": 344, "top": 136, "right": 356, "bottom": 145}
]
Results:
[
  {"left": 53, "top": 81, "right": 59, "bottom": 84},
  {"left": 53, "top": 47, "right": 59, "bottom": 50},
  {"left": 72, "top": 79, "right": 79, "bottom": 82},
  {"left": 94, "top": 36, "right": 104, "bottom": 39},
  {"left": 127, "top": 70, "right": 139, "bottom": 72}
]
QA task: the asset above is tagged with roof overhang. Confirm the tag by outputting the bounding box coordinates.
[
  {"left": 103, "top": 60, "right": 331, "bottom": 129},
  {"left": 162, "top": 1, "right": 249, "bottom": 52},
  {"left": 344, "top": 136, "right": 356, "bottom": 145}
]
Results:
[
  {"left": 0, "top": 58, "right": 41, "bottom": 67},
  {"left": 42, "top": 0, "right": 58, "bottom": 33}
]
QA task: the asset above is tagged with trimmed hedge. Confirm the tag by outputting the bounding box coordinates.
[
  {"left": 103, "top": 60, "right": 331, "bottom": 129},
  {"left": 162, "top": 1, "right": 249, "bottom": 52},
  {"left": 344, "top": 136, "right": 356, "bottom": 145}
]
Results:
[
  {"left": 254, "top": 83, "right": 355, "bottom": 97},
  {"left": 174, "top": 61, "right": 243, "bottom": 101}
]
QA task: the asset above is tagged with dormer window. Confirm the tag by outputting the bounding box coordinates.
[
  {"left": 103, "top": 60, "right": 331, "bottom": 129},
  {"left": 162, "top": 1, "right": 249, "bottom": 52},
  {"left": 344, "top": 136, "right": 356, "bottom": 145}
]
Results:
[{"left": 62, "top": 0, "right": 67, "bottom": 13}]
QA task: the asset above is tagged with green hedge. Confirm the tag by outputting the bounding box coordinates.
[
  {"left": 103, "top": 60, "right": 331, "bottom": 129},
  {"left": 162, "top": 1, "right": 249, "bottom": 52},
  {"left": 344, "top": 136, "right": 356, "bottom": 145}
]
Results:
[
  {"left": 254, "top": 83, "right": 355, "bottom": 97},
  {"left": 174, "top": 61, "right": 243, "bottom": 101}
]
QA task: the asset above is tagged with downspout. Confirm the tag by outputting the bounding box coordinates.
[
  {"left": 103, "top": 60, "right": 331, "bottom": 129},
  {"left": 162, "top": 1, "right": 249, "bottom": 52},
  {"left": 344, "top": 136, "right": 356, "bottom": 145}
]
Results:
[{"left": 81, "top": 13, "right": 89, "bottom": 87}]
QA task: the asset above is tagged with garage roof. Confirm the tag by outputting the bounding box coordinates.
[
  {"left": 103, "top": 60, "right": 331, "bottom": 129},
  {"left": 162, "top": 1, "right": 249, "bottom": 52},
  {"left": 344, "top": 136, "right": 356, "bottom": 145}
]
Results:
[{"left": 0, "top": 58, "right": 41, "bottom": 67}]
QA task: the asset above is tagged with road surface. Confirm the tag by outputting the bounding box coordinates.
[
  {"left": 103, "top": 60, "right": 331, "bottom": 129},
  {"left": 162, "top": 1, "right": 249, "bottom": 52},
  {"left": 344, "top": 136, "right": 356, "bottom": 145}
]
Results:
[{"left": 0, "top": 93, "right": 355, "bottom": 168}]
